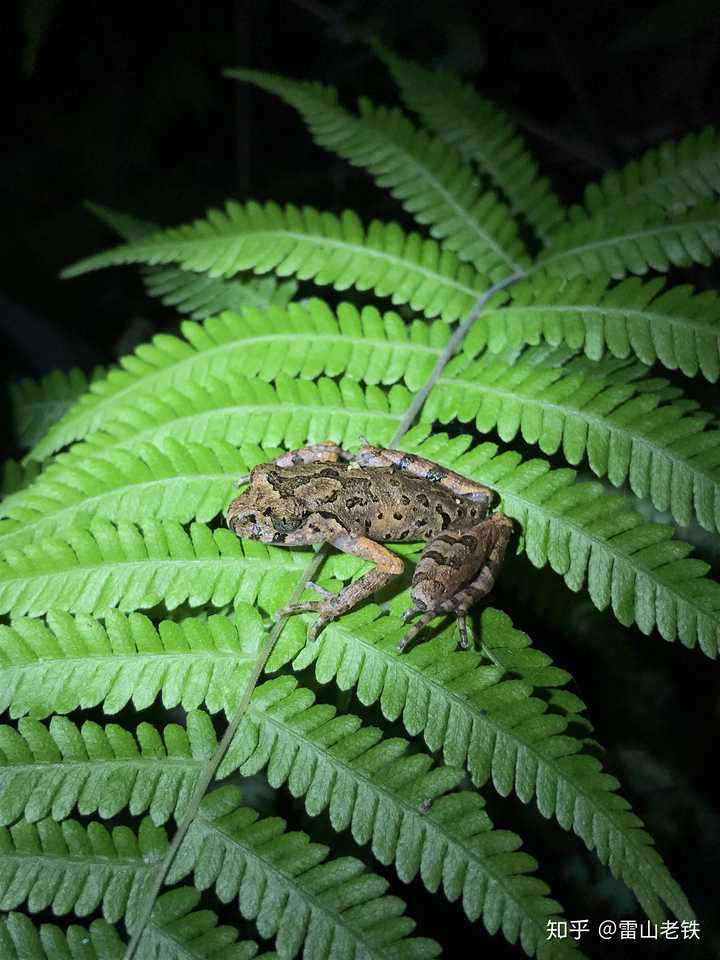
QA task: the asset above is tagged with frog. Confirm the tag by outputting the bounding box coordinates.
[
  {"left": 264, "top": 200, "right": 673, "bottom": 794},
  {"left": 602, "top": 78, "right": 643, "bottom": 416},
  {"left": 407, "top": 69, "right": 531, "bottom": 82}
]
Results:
[{"left": 226, "top": 440, "right": 514, "bottom": 651}]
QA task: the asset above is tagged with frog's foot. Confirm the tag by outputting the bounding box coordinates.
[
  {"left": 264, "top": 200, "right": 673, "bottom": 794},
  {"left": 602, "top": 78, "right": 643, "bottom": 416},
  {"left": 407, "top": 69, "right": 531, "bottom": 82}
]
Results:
[
  {"left": 398, "top": 606, "right": 471, "bottom": 652},
  {"left": 276, "top": 582, "right": 344, "bottom": 642}
]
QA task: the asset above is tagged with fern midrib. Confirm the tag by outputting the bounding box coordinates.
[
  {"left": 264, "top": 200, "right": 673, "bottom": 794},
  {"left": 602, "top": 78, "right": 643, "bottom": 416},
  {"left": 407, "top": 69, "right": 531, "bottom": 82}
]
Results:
[
  {"left": 195, "top": 812, "right": 390, "bottom": 957},
  {"left": 1, "top": 756, "right": 200, "bottom": 776},
  {"left": 51, "top": 332, "right": 441, "bottom": 440},
  {"left": 442, "top": 372, "right": 719, "bottom": 489},
  {"left": 533, "top": 217, "right": 720, "bottom": 273},
  {"left": 483, "top": 301, "right": 720, "bottom": 336},
  {"left": 247, "top": 699, "right": 547, "bottom": 929},
  {"left": 2, "top": 646, "right": 245, "bottom": 677},
  {"left": 326, "top": 622, "right": 662, "bottom": 880},
  {"left": 0, "top": 470, "right": 234, "bottom": 552},
  {"left": 1, "top": 847, "right": 158, "bottom": 870}
]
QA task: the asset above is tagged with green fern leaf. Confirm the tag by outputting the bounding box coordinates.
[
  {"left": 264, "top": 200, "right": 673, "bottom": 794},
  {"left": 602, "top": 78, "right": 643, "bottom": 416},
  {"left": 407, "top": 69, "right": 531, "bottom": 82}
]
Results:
[
  {"left": 535, "top": 203, "right": 720, "bottom": 279},
  {"left": 0, "top": 911, "right": 124, "bottom": 960},
  {"left": 0, "top": 815, "right": 167, "bottom": 925},
  {"left": 88, "top": 200, "right": 298, "bottom": 319},
  {"left": 291, "top": 604, "right": 692, "bottom": 922},
  {"left": 0, "top": 439, "right": 271, "bottom": 554},
  {"left": 21, "top": 375, "right": 409, "bottom": 483},
  {"left": 227, "top": 69, "right": 528, "bottom": 275},
  {"left": 399, "top": 428, "right": 720, "bottom": 656},
  {"left": 373, "top": 42, "right": 565, "bottom": 242},
  {"left": 465, "top": 274, "right": 720, "bottom": 383},
  {"left": 8, "top": 367, "right": 103, "bottom": 449},
  {"left": 128, "top": 887, "right": 267, "bottom": 960},
  {"left": 168, "top": 785, "right": 440, "bottom": 960},
  {"left": 220, "top": 673, "right": 581, "bottom": 959},
  {"left": 0, "top": 712, "right": 217, "bottom": 826},
  {"left": 582, "top": 126, "right": 720, "bottom": 216},
  {"left": 0, "top": 891, "right": 265, "bottom": 960},
  {"left": 143, "top": 264, "right": 297, "bottom": 319},
  {"left": 62, "top": 201, "right": 490, "bottom": 322},
  {"left": 28, "top": 301, "right": 444, "bottom": 461},
  {"left": 426, "top": 350, "right": 720, "bottom": 531},
  {"left": 0, "top": 607, "right": 269, "bottom": 718},
  {"left": 0, "top": 518, "right": 356, "bottom": 619}
]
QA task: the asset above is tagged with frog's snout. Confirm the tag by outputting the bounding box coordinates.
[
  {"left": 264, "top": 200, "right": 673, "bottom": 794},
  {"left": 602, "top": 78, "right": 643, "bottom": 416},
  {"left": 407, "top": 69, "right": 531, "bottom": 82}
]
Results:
[{"left": 226, "top": 496, "right": 263, "bottom": 540}]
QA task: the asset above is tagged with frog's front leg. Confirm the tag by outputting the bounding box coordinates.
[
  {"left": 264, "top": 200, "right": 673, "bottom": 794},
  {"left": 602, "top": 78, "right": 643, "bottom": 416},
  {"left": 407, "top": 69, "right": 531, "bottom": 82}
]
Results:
[
  {"left": 277, "top": 534, "right": 404, "bottom": 641},
  {"left": 235, "top": 441, "right": 351, "bottom": 487},
  {"left": 399, "top": 512, "right": 514, "bottom": 651},
  {"left": 353, "top": 443, "right": 493, "bottom": 508}
]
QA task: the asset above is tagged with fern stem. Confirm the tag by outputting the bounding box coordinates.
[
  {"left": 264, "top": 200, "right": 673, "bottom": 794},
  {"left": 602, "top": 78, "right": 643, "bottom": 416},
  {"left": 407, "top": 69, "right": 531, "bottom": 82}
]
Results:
[
  {"left": 390, "top": 270, "right": 526, "bottom": 444},
  {"left": 123, "top": 270, "right": 524, "bottom": 958}
]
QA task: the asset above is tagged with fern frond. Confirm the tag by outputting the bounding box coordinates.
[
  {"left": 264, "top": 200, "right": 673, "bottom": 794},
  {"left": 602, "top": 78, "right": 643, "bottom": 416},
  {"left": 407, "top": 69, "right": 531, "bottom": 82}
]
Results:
[
  {"left": 0, "top": 518, "right": 355, "bottom": 619},
  {"left": 9, "top": 367, "right": 103, "bottom": 449},
  {"left": 143, "top": 264, "right": 297, "bottom": 319},
  {"left": 0, "top": 439, "right": 270, "bottom": 553},
  {"left": 0, "top": 891, "right": 264, "bottom": 960},
  {"left": 464, "top": 274, "right": 720, "bottom": 383},
  {"left": 62, "top": 201, "right": 490, "bottom": 322},
  {"left": 227, "top": 69, "right": 528, "bottom": 275},
  {"left": 0, "top": 911, "right": 124, "bottom": 960},
  {"left": 29, "top": 301, "right": 444, "bottom": 461},
  {"left": 23, "top": 375, "right": 409, "bottom": 482},
  {"left": 291, "top": 604, "right": 692, "bottom": 922},
  {"left": 0, "top": 815, "right": 167, "bottom": 925},
  {"left": 582, "top": 126, "right": 720, "bottom": 216},
  {"left": 0, "top": 712, "right": 217, "bottom": 826},
  {"left": 88, "top": 200, "right": 298, "bottom": 319},
  {"left": 535, "top": 203, "right": 720, "bottom": 279},
  {"left": 128, "top": 887, "right": 266, "bottom": 960},
  {"left": 220, "top": 674, "right": 581, "bottom": 959},
  {"left": 427, "top": 351, "right": 720, "bottom": 531},
  {"left": 373, "top": 43, "right": 565, "bottom": 242},
  {"left": 400, "top": 428, "right": 720, "bottom": 656},
  {"left": 0, "top": 607, "right": 268, "bottom": 718},
  {"left": 168, "top": 785, "right": 441, "bottom": 960}
]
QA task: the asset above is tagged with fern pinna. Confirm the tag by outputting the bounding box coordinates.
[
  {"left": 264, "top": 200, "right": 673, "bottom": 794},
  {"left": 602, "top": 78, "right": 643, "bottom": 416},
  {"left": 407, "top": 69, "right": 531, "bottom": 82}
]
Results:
[{"left": 2, "top": 42, "right": 719, "bottom": 960}]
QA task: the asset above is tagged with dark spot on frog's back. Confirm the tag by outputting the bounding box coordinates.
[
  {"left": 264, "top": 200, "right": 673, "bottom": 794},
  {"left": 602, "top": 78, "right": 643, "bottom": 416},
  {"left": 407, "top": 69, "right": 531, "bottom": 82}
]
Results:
[
  {"left": 417, "top": 493, "right": 430, "bottom": 508},
  {"left": 435, "top": 505, "right": 451, "bottom": 529}
]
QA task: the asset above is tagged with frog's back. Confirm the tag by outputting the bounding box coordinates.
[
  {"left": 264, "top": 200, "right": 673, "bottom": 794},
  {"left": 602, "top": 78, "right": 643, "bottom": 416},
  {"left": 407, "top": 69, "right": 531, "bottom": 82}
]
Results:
[{"left": 337, "top": 464, "right": 485, "bottom": 542}]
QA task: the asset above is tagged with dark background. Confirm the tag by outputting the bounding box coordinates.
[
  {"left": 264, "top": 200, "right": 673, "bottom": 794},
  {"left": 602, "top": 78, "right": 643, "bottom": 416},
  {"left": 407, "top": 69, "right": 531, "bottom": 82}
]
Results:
[{"left": 2, "top": 1, "right": 719, "bottom": 957}]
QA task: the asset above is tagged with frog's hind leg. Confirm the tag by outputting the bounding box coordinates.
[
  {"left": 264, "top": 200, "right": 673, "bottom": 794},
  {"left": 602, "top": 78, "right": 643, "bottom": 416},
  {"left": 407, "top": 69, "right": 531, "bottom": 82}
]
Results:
[
  {"left": 235, "top": 441, "right": 351, "bottom": 487},
  {"left": 272, "top": 441, "right": 352, "bottom": 467},
  {"left": 400, "top": 512, "right": 514, "bottom": 652},
  {"left": 353, "top": 444, "right": 493, "bottom": 508},
  {"left": 277, "top": 534, "right": 404, "bottom": 642}
]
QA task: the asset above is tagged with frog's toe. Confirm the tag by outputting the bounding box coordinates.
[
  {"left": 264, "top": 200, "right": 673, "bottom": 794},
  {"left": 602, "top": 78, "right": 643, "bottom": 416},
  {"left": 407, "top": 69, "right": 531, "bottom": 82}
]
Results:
[
  {"left": 456, "top": 613, "right": 471, "bottom": 650},
  {"left": 275, "top": 599, "right": 321, "bottom": 620},
  {"left": 397, "top": 610, "right": 435, "bottom": 652},
  {"left": 401, "top": 605, "right": 422, "bottom": 624}
]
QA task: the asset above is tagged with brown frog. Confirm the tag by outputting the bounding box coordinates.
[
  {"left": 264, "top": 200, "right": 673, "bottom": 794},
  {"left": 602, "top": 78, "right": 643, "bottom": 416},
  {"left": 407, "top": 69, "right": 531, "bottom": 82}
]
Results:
[{"left": 226, "top": 440, "right": 514, "bottom": 651}]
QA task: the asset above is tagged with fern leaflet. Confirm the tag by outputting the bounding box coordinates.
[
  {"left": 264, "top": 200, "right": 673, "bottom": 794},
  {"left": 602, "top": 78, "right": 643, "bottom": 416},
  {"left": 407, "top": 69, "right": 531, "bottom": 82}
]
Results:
[
  {"left": 9, "top": 367, "right": 103, "bottom": 449},
  {"left": 581, "top": 126, "right": 720, "bottom": 217},
  {"left": 227, "top": 69, "right": 528, "bottom": 275},
  {"left": 373, "top": 42, "right": 565, "bottom": 242},
  {"left": 535, "top": 202, "right": 720, "bottom": 278},
  {"left": 465, "top": 274, "right": 720, "bottom": 383},
  {"left": 62, "top": 201, "right": 491, "bottom": 322}
]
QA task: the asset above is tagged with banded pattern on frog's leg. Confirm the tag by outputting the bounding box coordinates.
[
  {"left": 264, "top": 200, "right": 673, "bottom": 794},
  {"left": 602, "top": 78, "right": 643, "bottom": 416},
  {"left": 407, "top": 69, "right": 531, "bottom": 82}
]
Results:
[
  {"left": 353, "top": 443, "right": 493, "bottom": 508},
  {"left": 234, "top": 441, "right": 350, "bottom": 488},
  {"left": 277, "top": 533, "right": 404, "bottom": 642},
  {"left": 399, "top": 512, "right": 514, "bottom": 651}
]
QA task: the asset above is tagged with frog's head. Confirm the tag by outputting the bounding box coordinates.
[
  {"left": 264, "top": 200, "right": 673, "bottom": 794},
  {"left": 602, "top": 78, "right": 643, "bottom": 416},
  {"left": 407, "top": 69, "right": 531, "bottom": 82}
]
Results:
[{"left": 226, "top": 481, "right": 306, "bottom": 544}]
